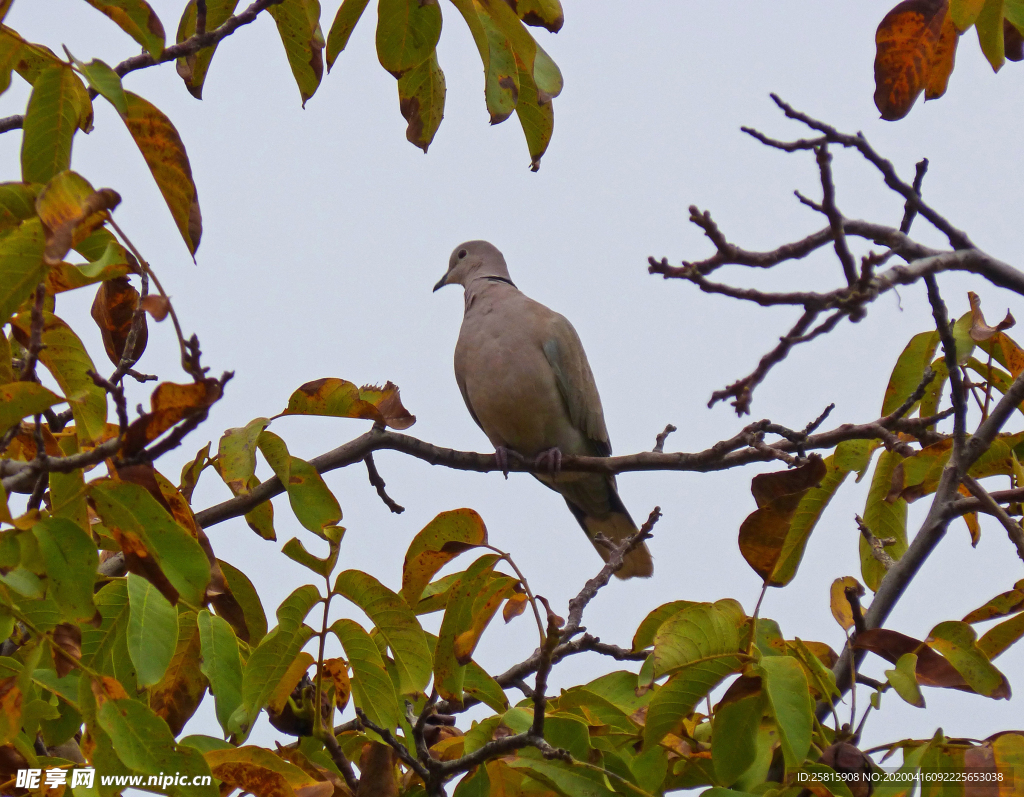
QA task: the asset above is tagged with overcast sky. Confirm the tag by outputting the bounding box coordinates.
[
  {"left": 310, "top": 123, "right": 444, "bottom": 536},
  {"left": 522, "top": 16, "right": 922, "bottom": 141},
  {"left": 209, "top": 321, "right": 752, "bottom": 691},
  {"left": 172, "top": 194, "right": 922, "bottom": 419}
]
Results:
[{"left": 4, "top": 0, "right": 1023, "bottom": 760}]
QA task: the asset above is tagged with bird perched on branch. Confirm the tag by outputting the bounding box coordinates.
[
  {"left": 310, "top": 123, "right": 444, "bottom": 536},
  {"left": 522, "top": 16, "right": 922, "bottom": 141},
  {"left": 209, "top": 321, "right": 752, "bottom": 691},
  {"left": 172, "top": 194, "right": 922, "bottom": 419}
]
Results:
[{"left": 433, "top": 240, "right": 653, "bottom": 578}]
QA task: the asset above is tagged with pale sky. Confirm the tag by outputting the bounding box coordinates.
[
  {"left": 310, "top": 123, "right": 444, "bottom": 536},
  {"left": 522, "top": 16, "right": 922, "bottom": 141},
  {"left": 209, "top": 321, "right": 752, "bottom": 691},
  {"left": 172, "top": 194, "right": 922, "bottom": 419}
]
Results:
[{"left": 4, "top": 0, "right": 1023, "bottom": 760}]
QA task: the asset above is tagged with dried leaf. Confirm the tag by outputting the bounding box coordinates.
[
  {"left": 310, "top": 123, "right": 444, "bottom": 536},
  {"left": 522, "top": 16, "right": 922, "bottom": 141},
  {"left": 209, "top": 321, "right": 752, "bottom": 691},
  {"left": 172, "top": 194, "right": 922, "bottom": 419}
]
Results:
[
  {"left": 90, "top": 276, "right": 146, "bottom": 366},
  {"left": 874, "top": 0, "right": 960, "bottom": 120}
]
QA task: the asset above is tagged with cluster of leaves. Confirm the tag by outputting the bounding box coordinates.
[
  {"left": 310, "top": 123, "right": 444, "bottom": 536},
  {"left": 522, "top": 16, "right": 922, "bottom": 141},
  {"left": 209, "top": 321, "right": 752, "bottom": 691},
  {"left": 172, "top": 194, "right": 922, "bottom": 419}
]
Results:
[{"left": 874, "top": 0, "right": 1024, "bottom": 120}]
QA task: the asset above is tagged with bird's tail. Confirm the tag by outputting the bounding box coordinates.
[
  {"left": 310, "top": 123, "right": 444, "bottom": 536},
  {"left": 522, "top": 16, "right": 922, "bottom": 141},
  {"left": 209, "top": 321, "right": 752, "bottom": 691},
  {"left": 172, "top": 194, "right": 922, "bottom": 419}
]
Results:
[{"left": 557, "top": 476, "right": 654, "bottom": 579}]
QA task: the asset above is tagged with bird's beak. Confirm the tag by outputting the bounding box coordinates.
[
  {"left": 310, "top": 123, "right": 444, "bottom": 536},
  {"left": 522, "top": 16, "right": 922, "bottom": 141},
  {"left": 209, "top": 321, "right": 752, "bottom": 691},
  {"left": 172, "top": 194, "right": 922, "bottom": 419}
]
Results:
[{"left": 432, "top": 273, "right": 448, "bottom": 292}]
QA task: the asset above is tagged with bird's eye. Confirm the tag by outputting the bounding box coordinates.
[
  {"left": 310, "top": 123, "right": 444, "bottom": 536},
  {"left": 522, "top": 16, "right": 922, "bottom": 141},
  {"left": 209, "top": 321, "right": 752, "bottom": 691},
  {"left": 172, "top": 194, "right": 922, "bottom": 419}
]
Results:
[{"left": 458, "top": 249, "right": 468, "bottom": 259}]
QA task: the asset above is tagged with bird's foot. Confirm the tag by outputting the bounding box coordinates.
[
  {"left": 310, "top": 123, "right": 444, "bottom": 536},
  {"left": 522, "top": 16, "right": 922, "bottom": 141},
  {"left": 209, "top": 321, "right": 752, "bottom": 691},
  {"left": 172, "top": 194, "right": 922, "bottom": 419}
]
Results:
[
  {"left": 495, "top": 446, "right": 512, "bottom": 479},
  {"left": 534, "top": 447, "right": 563, "bottom": 475}
]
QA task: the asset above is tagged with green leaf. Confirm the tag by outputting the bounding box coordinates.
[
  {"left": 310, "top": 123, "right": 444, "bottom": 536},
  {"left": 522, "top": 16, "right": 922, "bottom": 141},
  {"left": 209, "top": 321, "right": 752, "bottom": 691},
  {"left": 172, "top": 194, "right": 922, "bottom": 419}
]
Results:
[
  {"left": 217, "top": 417, "right": 270, "bottom": 493},
  {"left": 448, "top": 0, "right": 519, "bottom": 124},
  {"left": 239, "top": 587, "right": 319, "bottom": 733},
  {"left": 81, "top": 579, "right": 130, "bottom": 675},
  {"left": 926, "top": 620, "right": 1010, "bottom": 697},
  {"left": 652, "top": 600, "right": 744, "bottom": 679},
  {"left": 376, "top": 0, "right": 442, "bottom": 77},
  {"left": 463, "top": 660, "right": 508, "bottom": 712},
  {"left": 513, "top": 47, "right": 553, "bottom": 171},
  {"left": 507, "top": 752, "right": 618, "bottom": 797},
  {"left": 32, "top": 517, "right": 97, "bottom": 622},
  {"left": 402, "top": 508, "right": 488, "bottom": 606},
  {"left": 885, "top": 652, "right": 925, "bottom": 707},
  {"left": 21, "top": 65, "right": 92, "bottom": 184},
  {"left": 632, "top": 601, "right": 695, "bottom": 652},
  {"left": 281, "top": 531, "right": 342, "bottom": 577},
  {"left": 175, "top": 1, "right": 240, "bottom": 99},
  {"left": 326, "top": 0, "right": 370, "bottom": 69},
  {"left": 197, "top": 609, "right": 243, "bottom": 736},
  {"left": 150, "top": 608, "right": 207, "bottom": 736},
  {"left": 90, "top": 480, "right": 211, "bottom": 606},
  {"left": 976, "top": 0, "right": 1006, "bottom": 70},
  {"left": 84, "top": 0, "right": 166, "bottom": 58},
  {"left": 69, "top": 55, "right": 128, "bottom": 115},
  {"left": 11, "top": 310, "right": 107, "bottom": 444},
  {"left": 434, "top": 554, "right": 500, "bottom": 705},
  {"left": 269, "top": 0, "right": 325, "bottom": 106},
  {"left": 712, "top": 677, "right": 765, "bottom": 787},
  {"left": 96, "top": 696, "right": 217, "bottom": 797},
  {"left": 881, "top": 331, "right": 939, "bottom": 415},
  {"left": 330, "top": 617, "right": 402, "bottom": 731},
  {"left": 859, "top": 450, "right": 908, "bottom": 591},
  {"left": 978, "top": 611, "right": 1024, "bottom": 659},
  {"left": 0, "top": 382, "right": 62, "bottom": 436},
  {"left": 644, "top": 640, "right": 746, "bottom": 750},
  {"left": 951, "top": 0, "right": 987, "bottom": 30},
  {"left": 0, "top": 217, "right": 46, "bottom": 326},
  {"left": 397, "top": 51, "right": 446, "bottom": 152},
  {"left": 257, "top": 431, "right": 342, "bottom": 534},
  {"left": 120, "top": 91, "right": 202, "bottom": 255},
  {"left": 127, "top": 573, "right": 179, "bottom": 687},
  {"left": 758, "top": 655, "right": 812, "bottom": 770},
  {"left": 217, "top": 559, "right": 268, "bottom": 645},
  {"left": 512, "top": 0, "right": 563, "bottom": 32},
  {"left": 0, "top": 182, "right": 41, "bottom": 235},
  {"left": 543, "top": 714, "right": 592, "bottom": 760},
  {"left": 334, "top": 569, "right": 432, "bottom": 695}
]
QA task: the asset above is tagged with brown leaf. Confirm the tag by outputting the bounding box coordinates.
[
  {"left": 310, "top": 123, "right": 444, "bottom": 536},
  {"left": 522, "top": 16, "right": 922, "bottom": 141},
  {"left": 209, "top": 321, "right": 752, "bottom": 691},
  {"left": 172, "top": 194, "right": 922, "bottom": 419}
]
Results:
[
  {"left": 968, "top": 291, "right": 1015, "bottom": 342},
  {"left": 739, "top": 455, "right": 828, "bottom": 584},
  {"left": 52, "top": 623, "right": 82, "bottom": 678},
  {"left": 35, "top": 170, "right": 120, "bottom": 265},
  {"left": 91, "top": 276, "right": 147, "bottom": 366},
  {"left": 122, "top": 379, "right": 222, "bottom": 456},
  {"left": 1005, "top": 19, "right": 1024, "bottom": 61},
  {"left": 854, "top": 628, "right": 973, "bottom": 691},
  {"left": 282, "top": 378, "right": 415, "bottom": 430},
  {"left": 356, "top": 743, "right": 398, "bottom": 797},
  {"left": 874, "top": 0, "right": 960, "bottom": 120},
  {"left": 139, "top": 294, "right": 171, "bottom": 321}
]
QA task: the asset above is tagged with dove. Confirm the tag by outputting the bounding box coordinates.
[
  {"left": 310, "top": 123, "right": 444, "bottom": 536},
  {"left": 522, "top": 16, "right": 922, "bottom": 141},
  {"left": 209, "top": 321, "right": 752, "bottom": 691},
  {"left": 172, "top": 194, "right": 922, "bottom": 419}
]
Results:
[{"left": 433, "top": 240, "right": 653, "bottom": 578}]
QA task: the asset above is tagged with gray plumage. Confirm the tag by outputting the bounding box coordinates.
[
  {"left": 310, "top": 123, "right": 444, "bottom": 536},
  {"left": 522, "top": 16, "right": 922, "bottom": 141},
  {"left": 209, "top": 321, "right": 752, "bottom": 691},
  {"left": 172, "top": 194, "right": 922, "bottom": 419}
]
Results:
[{"left": 434, "top": 240, "right": 653, "bottom": 579}]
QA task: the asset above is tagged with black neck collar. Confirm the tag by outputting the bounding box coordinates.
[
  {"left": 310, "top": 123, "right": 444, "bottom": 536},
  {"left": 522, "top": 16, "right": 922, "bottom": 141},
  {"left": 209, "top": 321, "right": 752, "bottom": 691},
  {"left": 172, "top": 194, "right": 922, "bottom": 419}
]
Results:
[{"left": 483, "top": 275, "right": 517, "bottom": 288}]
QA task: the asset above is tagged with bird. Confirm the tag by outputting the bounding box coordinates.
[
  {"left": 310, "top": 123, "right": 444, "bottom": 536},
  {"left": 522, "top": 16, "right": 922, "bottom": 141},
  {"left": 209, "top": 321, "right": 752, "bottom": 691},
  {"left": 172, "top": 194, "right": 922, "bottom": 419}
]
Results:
[{"left": 433, "top": 240, "right": 653, "bottom": 579}]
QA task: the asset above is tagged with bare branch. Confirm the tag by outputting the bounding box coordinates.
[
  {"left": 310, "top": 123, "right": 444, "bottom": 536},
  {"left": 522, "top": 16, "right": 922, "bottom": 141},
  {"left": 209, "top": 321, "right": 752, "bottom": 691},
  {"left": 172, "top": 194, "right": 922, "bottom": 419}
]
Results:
[
  {"left": 653, "top": 424, "right": 676, "bottom": 453},
  {"left": 962, "top": 476, "right": 1024, "bottom": 563},
  {"left": 364, "top": 453, "right": 405, "bottom": 514}
]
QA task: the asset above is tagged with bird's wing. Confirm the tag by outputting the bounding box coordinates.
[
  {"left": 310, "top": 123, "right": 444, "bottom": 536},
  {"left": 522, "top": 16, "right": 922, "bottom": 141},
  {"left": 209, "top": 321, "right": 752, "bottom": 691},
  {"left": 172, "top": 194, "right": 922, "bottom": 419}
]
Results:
[
  {"left": 541, "top": 313, "right": 612, "bottom": 456},
  {"left": 454, "top": 355, "right": 485, "bottom": 432}
]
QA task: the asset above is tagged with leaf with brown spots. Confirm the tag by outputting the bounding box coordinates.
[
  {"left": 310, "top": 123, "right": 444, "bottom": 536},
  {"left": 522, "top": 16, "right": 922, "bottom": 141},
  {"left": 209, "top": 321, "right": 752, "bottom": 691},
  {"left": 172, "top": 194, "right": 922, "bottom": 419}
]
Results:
[
  {"left": 35, "top": 171, "right": 120, "bottom": 265},
  {"left": 322, "top": 658, "right": 351, "bottom": 712},
  {"left": 122, "top": 379, "right": 222, "bottom": 456},
  {"left": 52, "top": 622, "right": 82, "bottom": 678},
  {"left": 283, "top": 378, "right": 416, "bottom": 429},
  {"left": 356, "top": 742, "right": 398, "bottom": 797},
  {"left": 401, "top": 508, "right": 487, "bottom": 607},
  {"left": 91, "top": 276, "right": 146, "bottom": 366},
  {"left": 398, "top": 51, "right": 446, "bottom": 152},
  {"left": 269, "top": 0, "right": 326, "bottom": 107},
  {"left": 178, "top": 441, "right": 212, "bottom": 503},
  {"left": 0, "top": 677, "right": 23, "bottom": 746},
  {"left": 325, "top": 0, "right": 370, "bottom": 70},
  {"left": 84, "top": 0, "right": 165, "bottom": 58},
  {"left": 453, "top": 575, "right": 517, "bottom": 664},
  {"left": 206, "top": 746, "right": 334, "bottom": 797},
  {"left": 448, "top": 0, "right": 519, "bottom": 124},
  {"left": 11, "top": 311, "right": 108, "bottom": 444},
  {"left": 120, "top": 92, "right": 202, "bottom": 255},
  {"left": 508, "top": 0, "right": 563, "bottom": 32},
  {"left": 963, "top": 579, "right": 1024, "bottom": 623},
  {"left": 738, "top": 455, "right": 829, "bottom": 585},
  {"left": 830, "top": 576, "right": 865, "bottom": 631},
  {"left": 149, "top": 610, "right": 209, "bottom": 735},
  {"left": 874, "top": 0, "right": 960, "bottom": 120},
  {"left": 175, "top": 0, "right": 240, "bottom": 99}
]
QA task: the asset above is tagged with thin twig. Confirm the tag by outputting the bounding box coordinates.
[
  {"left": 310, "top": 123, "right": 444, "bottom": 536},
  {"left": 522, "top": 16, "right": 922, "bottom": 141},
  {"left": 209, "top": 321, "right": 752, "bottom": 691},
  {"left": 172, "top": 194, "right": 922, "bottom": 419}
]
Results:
[
  {"left": 962, "top": 476, "right": 1024, "bottom": 563},
  {"left": 363, "top": 453, "right": 405, "bottom": 513}
]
